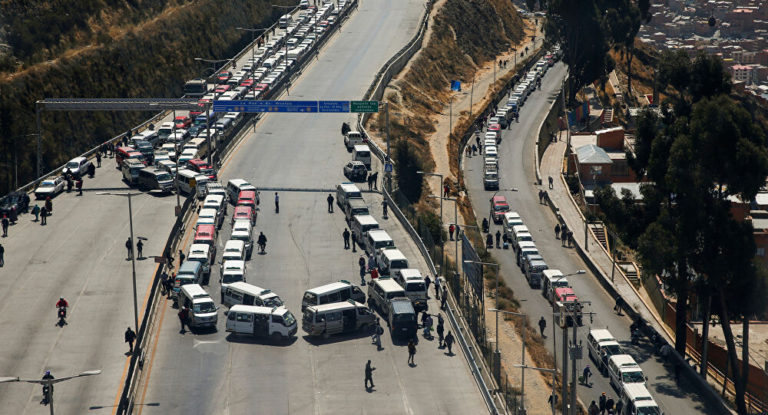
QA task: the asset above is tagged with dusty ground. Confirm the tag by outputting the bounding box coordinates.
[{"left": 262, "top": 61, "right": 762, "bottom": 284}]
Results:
[{"left": 689, "top": 321, "right": 768, "bottom": 372}]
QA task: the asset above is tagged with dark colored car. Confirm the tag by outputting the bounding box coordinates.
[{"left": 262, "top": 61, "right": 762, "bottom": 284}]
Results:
[
  {"left": 387, "top": 297, "right": 417, "bottom": 339},
  {"left": 0, "top": 191, "right": 30, "bottom": 216}
]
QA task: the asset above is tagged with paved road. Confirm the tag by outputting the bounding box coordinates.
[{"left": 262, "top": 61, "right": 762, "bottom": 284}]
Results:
[
  {"left": 463, "top": 62, "right": 719, "bottom": 414},
  {"left": 135, "top": 0, "right": 487, "bottom": 413}
]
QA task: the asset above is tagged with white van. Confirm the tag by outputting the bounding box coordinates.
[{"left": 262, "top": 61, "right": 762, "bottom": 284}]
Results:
[
  {"left": 351, "top": 214, "right": 379, "bottom": 244},
  {"left": 203, "top": 194, "right": 226, "bottom": 216},
  {"left": 336, "top": 182, "right": 363, "bottom": 212},
  {"left": 226, "top": 178, "right": 257, "bottom": 204},
  {"left": 392, "top": 269, "right": 428, "bottom": 312},
  {"left": 221, "top": 240, "right": 246, "bottom": 268},
  {"left": 516, "top": 241, "right": 538, "bottom": 267},
  {"left": 278, "top": 14, "right": 293, "bottom": 28},
  {"left": 620, "top": 383, "right": 663, "bottom": 415},
  {"left": 226, "top": 305, "right": 297, "bottom": 340},
  {"left": 366, "top": 277, "right": 406, "bottom": 316},
  {"left": 301, "top": 300, "right": 376, "bottom": 337},
  {"left": 179, "top": 284, "right": 218, "bottom": 329},
  {"left": 301, "top": 280, "right": 366, "bottom": 311},
  {"left": 607, "top": 354, "right": 646, "bottom": 391},
  {"left": 377, "top": 248, "right": 409, "bottom": 276},
  {"left": 187, "top": 243, "right": 213, "bottom": 281},
  {"left": 541, "top": 269, "right": 568, "bottom": 303},
  {"left": 353, "top": 145, "right": 371, "bottom": 168},
  {"left": 176, "top": 169, "right": 199, "bottom": 195},
  {"left": 197, "top": 208, "right": 222, "bottom": 229},
  {"left": 485, "top": 145, "right": 498, "bottom": 159},
  {"left": 222, "top": 282, "right": 283, "bottom": 308},
  {"left": 365, "top": 229, "right": 395, "bottom": 254},
  {"left": 220, "top": 260, "right": 246, "bottom": 299},
  {"left": 230, "top": 220, "right": 253, "bottom": 259},
  {"left": 587, "top": 328, "right": 623, "bottom": 374},
  {"left": 503, "top": 212, "right": 523, "bottom": 238}
]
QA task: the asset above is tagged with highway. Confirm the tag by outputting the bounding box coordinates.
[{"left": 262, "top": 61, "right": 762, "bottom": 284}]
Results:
[
  {"left": 134, "top": 0, "right": 487, "bottom": 414},
  {"left": 463, "top": 62, "right": 722, "bottom": 414}
]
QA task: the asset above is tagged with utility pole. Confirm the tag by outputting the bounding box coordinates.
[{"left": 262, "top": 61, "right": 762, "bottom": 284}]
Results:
[{"left": 385, "top": 102, "right": 391, "bottom": 194}]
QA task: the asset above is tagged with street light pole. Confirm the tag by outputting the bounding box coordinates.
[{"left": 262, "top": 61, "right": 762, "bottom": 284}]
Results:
[
  {"left": 0, "top": 369, "right": 102, "bottom": 415},
  {"left": 514, "top": 364, "right": 556, "bottom": 415}
]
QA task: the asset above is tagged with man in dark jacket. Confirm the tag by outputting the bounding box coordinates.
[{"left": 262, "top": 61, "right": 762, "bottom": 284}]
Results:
[{"left": 124, "top": 327, "right": 137, "bottom": 354}]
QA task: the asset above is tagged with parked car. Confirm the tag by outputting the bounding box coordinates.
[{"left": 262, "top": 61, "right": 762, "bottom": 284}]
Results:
[
  {"left": 62, "top": 156, "right": 92, "bottom": 178},
  {"left": 343, "top": 161, "right": 368, "bottom": 182},
  {"left": 0, "top": 191, "right": 30, "bottom": 215},
  {"left": 35, "top": 177, "right": 65, "bottom": 199}
]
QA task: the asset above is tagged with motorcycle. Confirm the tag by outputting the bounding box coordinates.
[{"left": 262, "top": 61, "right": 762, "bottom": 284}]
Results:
[{"left": 57, "top": 306, "right": 67, "bottom": 325}]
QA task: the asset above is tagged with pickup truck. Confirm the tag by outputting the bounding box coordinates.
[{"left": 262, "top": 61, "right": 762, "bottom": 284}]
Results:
[{"left": 344, "top": 130, "right": 366, "bottom": 151}]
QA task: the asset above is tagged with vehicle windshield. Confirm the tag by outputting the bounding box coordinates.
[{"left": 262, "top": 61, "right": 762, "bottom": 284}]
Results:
[
  {"left": 156, "top": 173, "right": 172, "bottom": 182},
  {"left": 41, "top": 180, "right": 55, "bottom": 187},
  {"left": 264, "top": 296, "right": 284, "bottom": 307},
  {"left": 222, "top": 274, "right": 244, "bottom": 284},
  {"left": 231, "top": 234, "right": 248, "bottom": 243},
  {"left": 604, "top": 344, "right": 622, "bottom": 356},
  {"left": 66, "top": 162, "right": 79, "bottom": 169},
  {"left": 636, "top": 406, "right": 661, "bottom": 415},
  {"left": 283, "top": 311, "right": 296, "bottom": 326},
  {"left": 303, "top": 292, "right": 317, "bottom": 304},
  {"left": 406, "top": 282, "right": 425, "bottom": 292},
  {"left": 623, "top": 370, "right": 645, "bottom": 383},
  {"left": 194, "top": 301, "right": 216, "bottom": 314},
  {"left": 494, "top": 204, "right": 509, "bottom": 211},
  {"left": 394, "top": 314, "right": 415, "bottom": 324}
]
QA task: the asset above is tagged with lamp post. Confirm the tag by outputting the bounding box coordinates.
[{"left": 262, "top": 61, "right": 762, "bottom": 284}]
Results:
[
  {"left": 97, "top": 192, "right": 144, "bottom": 333},
  {"left": 272, "top": 4, "right": 295, "bottom": 94},
  {"left": 419, "top": 171, "right": 444, "bottom": 274},
  {"left": 0, "top": 369, "right": 101, "bottom": 415},
  {"left": 194, "top": 57, "right": 231, "bottom": 166},
  {"left": 235, "top": 27, "right": 269, "bottom": 99},
  {"left": 513, "top": 364, "right": 556, "bottom": 415},
  {"left": 464, "top": 259, "right": 501, "bottom": 382},
  {"left": 489, "top": 308, "right": 527, "bottom": 414},
  {"left": 549, "top": 269, "right": 585, "bottom": 396},
  {"left": 430, "top": 196, "right": 458, "bottom": 291}
]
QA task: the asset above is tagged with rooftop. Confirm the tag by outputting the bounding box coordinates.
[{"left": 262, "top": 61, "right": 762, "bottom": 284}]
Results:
[{"left": 576, "top": 144, "right": 613, "bottom": 165}]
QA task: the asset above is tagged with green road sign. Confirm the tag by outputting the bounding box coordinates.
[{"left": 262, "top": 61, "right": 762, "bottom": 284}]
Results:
[{"left": 351, "top": 100, "right": 379, "bottom": 113}]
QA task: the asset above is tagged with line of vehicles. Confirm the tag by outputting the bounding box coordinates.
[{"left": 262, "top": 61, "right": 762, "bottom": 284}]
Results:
[{"left": 482, "top": 51, "right": 558, "bottom": 190}]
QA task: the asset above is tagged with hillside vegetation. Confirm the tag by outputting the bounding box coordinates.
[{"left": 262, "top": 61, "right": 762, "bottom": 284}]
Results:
[{"left": 0, "top": 0, "right": 290, "bottom": 193}]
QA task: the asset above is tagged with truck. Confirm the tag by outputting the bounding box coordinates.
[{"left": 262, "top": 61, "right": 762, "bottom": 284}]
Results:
[
  {"left": 184, "top": 79, "right": 208, "bottom": 97},
  {"left": 554, "top": 287, "right": 582, "bottom": 326},
  {"left": 344, "top": 130, "right": 366, "bottom": 151}
]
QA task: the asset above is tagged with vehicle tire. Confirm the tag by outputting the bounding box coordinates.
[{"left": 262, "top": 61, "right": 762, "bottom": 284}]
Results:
[{"left": 271, "top": 332, "right": 282, "bottom": 343}]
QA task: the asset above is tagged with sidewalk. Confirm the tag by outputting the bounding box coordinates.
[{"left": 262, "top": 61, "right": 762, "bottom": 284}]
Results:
[{"left": 539, "top": 134, "right": 672, "bottom": 343}]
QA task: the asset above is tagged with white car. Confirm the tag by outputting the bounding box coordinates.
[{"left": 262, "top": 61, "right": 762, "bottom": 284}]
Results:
[{"left": 35, "top": 177, "right": 65, "bottom": 199}]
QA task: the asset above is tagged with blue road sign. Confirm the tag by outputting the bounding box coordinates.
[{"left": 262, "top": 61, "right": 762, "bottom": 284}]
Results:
[
  {"left": 212, "top": 100, "right": 318, "bottom": 113},
  {"left": 318, "top": 100, "right": 351, "bottom": 113},
  {"left": 385, "top": 163, "right": 393, "bottom": 173}
]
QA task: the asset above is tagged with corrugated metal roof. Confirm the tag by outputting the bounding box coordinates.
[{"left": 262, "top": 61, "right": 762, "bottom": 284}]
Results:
[{"left": 576, "top": 144, "right": 613, "bottom": 164}]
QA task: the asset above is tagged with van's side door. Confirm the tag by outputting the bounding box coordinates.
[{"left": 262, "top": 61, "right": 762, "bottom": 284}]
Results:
[
  {"left": 234, "top": 312, "right": 253, "bottom": 334},
  {"left": 243, "top": 294, "right": 256, "bottom": 306},
  {"left": 326, "top": 311, "right": 343, "bottom": 334}
]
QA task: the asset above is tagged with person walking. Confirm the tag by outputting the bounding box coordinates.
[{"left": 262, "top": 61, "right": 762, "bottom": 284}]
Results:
[
  {"left": 424, "top": 275, "right": 431, "bottom": 297},
  {"left": 40, "top": 206, "right": 48, "bottom": 225},
  {"left": 76, "top": 178, "right": 83, "bottom": 196},
  {"left": 160, "top": 271, "right": 169, "bottom": 296},
  {"left": 96, "top": 152, "right": 102, "bottom": 167},
  {"left": 125, "top": 238, "right": 133, "bottom": 259},
  {"left": 274, "top": 192, "right": 279, "bottom": 213},
  {"left": 538, "top": 316, "right": 547, "bottom": 337},
  {"left": 614, "top": 400, "right": 623, "bottom": 414},
  {"left": 45, "top": 196, "right": 52, "bottom": 214},
  {"left": 364, "top": 360, "right": 375, "bottom": 389},
  {"left": 548, "top": 176, "right": 554, "bottom": 189},
  {"left": 583, "top": 364, "right": 593, "bottom": 386},
  {"left": 1, "top": 216, "right": 8, "bottom": 237},
  {"left": 588, "top": 400, "right": 599, "bottom": 415},
  {"left": 561, "top": 227, "right": 568, "bottom": 246},
  {"left": 359, "top": 256, "right": 367, "bottom": 285},
  {"left": 444, "top": 331, "right": 455, "bottom": 354},
  {"left": 407, "top": 340, "right": 416, "bottom": 365},
  {"left": 606, "top": 397, "right": 615, "bottom": 413},
  {"left": 434, "top": 277, "right": 441, "bottom": 300},
  {"left": 495, "top": 230, "right": 501, "bottom": 247},
  {"left": 0, "top": 243, "right": 4, "bottom": 267},
  {"left": 350, "top": 231, "right": 358, "bottom": 252},
  {"left": 124, "top": 327, "right": 137, "bottom": 354},
  {"left": 423, "top": 314, "right": 432, "bottom": 338},
  {"left": 599, "top": 392, "right": 607, "bottom": 415},
  {"left": 178, "top": 249, "right": 185, "bottom": 266},
  {"left": 437, "top": 318, "right": 445, "bottom": 347},
  {"left": 136, "top": 239, "right": 144, "bottom": 259},
  {"left": 613, "top": 297, "right": 623, "bottom": 315},
  {"left": 443, "top": 184, "right": 450, "bottom": 197},
  {"left": 381, "top": 199, "right": 388, "bottom": 218},
  {"left": 31, "top": 204, "right": 40, "bottom": 222},
  {"left": 449, "top": 224, "right": 455, "bottom": 240},
  {"left": 257, "top": 232, "right": 267, "bottom": 254},
  {"left": 554, "top": 223, "right": 561, "bottom": 239},
  {"left": 343, "top": 228, "right": 350, "bottom": 249},
  {"left": 567, "top": 230, "right": 574, "bottom": 247},
  {"left": 327, "top": 194, "right": 334, "bottom": 213},
  {"left": 371, "top": 319, "right": 383, "bottom": 350},
  {"left": 441, "top": 287, "right": 447, "bottom": 310},
  {"left": 367, "top": 253, "right": 376, "bottom": 273},
  {"left": 178, "top": 307, "right": 189, "bottom": 334},
  {"left": 371, "top": 172, "right": 378, "bottom": 190}
]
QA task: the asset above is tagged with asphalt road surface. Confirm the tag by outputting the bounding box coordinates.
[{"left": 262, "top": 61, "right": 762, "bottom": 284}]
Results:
[
  {"left": 463, "top": 62, "right": 722, "bottom": 414},
  {"left": 134, "top": 0, "right": 487, "bottom": 414}
]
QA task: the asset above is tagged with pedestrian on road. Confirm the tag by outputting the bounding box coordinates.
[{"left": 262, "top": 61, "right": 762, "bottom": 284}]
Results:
[
  {"left": 548, "top": 176, "right": 554, "bottom": 189},
  {"left": 381, "top": 199, "right": 388, "bottom": 218},
  {"left": 368, "top": 253, "right": 376, "bottom": 273},
  {"left": 125, "top": 327, "right": 136, "bottom": 354},
  {"left": 555, "top": 223, "right": 561, "bottom": 239},
  {"left": 495, "top": 230, "right": 501, "bottom": 247},
  {"left": 424, "top": 314, "right": 433, "bottom": 338},
  {"left": 434, "top": 277, "right": 441, "bottom": 300},
  {"left": 76, "top": 178, "right": 83, "bottom": 196},
  {"left": 125, "top": 237, "right": 133, "bottom": 259},
  {"left": 31, "top": 204, "right": 40, "bottom": 222},
  {"left": 257, "top": 232, "right": 267, "bottom": 254},
  {"left": 364, "top": 360, "right": 375, "bottom": 389},
  {"left": 614, "top": 400, "right": 623, "bottom": 414},
  {"left": 178, "top": 249, "right": 185, "bottom": 265},
  {"left": 443, "top": 184, "right": 449, "bottom": 197},
  {"left": 274, "top": 192, "right": 279, "bottom": 213},
  {"left": 437, "top": 318, "right": 445, "bottom": 347},
  {"left": 471, "top": 144, "right": 477, "bottom": 155},
  {"left": 372, "top": 319, "right": 383, "bottom": 350},
  {"left": 327, "top": 194, "right": 334, "bottom": 213},
  {"left": 567, "top": 230, "right": 574, "bottom": 247},
  {"left": 165, "top": 274, "right": 175, "bottom": 299},
  {"left": 466, "top": 146, "right": 471, "bottom": 158},
  {"left": 9, "top": 207, "right": 17, "bottom": 224},
  {"left": 599, "top": 392, "right": 607, "bottom": 414},
  {"left": 371, "top": 172, "right": 378, "bottom": 190},
  {"left": 449, "top": 224, "right": 455, "bottom": 240},
  {"left": 179, "top": 307, "right": 189, "bottom": 334},
  {"left": 359, "top": 256, "right": 366, "bottom": 285},
  {"left": 407, "top": 340, "right": 416, "bottom": 365},
  {"left": 351, "top": 231, "right": 358, "bottom": 252},
  {"left": 160, "top": 271, "right": 169, "bottom": 296},
  {"left": 614, "top": 297, "right": 623, "bottom": 315},
  {"left": 45, "top": 196, "right": 52, "bottom": 214},
  {"left": 589, "top": 401, "right": 599, "bottom": 415},
  {"left": 441, "top": 287, "right": 447, "bottom": 310},
  {"left": 606, "top": 398, "right": 615, "bottom": 413},
  {"left": 367, "top": 175, "right": 373, "bottom": 191},
  {"left": 583, "top": 364, "right": 592, "bottom": 385},
  {"left": 40, "top": 206, "right": 48, "bottom": 225},
  {"left": 96, "top": 152, "right": 102, "bottom": 168},
  {"left": 1, "top": 216, "right": 8, "bottom": 237},
  {"left": 538, "top": 189, "right": 544, "bottom": 204},
  {"left": 424, "top": 275, "right": 431, "bottom": 297},
  {"left": 343, "top": 228, "right": 350, "bottom": 249},
  {"left": 0, "top": 243, "right": 4, "bottom": 267},
  {"left": 444, "top": 331, "right": 455, "bottom": 355},
  {"left": 561, "top": 228, "right": 568, "bottom": 246},
  {"left": 539, "top": 316, "right": 547, "bottom": 337},
  {"left": 136, "top": 239, "right": 144, "bottom": 259}
]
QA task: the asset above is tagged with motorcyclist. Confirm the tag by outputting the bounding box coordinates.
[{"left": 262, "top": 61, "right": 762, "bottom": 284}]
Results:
[
  {"left": 56, "top": 297, "right": 69, "bottom": 318},
  {"left": 482, "top": 217, "right": 489, "bottom": 233},
  {"left": 257, "top": 232, "right": 267, "bottom": 254},
  {"left": 41, "top": 370, "right": 54, "bottom": 405}
]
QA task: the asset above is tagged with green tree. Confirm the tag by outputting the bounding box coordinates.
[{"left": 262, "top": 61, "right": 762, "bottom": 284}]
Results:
[{"left": 394, "top": 140, "right": 423, "bottom": 203}]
